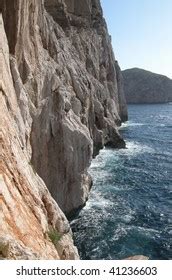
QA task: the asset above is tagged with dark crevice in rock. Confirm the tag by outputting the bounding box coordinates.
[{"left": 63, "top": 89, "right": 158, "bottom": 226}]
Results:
[{"left": 0, "top": 0, "right": 18, "bottom": 54}]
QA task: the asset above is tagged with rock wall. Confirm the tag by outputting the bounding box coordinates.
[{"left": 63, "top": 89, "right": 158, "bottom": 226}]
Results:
[
  {"left": 0, "top": 13, "right": 78, "bottom": 259},
  {"left": 0, "top": 0, "right": 127, "bottom": 258},
  {"left": 122, "top": 68, "right": 172, "bottom": 104}
]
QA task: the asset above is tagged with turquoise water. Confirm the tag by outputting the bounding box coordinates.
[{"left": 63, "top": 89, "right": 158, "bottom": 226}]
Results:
[{"left": 70, "top": 104, "right": 172, "bottom": 260}]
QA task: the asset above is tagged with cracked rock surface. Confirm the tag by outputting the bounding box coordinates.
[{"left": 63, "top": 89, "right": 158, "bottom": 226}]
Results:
[{"left": 0, "top": 0, "right": 127, "bottom": 259}]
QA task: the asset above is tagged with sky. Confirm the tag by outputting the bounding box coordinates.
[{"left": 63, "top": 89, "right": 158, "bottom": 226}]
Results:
[{"left": 101, "top": 0, "right": 172, "bottom": 78}]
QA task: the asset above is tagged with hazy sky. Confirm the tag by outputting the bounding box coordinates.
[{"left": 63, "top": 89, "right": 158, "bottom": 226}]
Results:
[{"left": 101, "top": 0, "right": 172, "bottom": 78}]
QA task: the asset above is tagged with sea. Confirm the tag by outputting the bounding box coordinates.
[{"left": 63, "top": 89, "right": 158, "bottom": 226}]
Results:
[{"left": 70, "top": 104, "right": 172, "bottom": 260}]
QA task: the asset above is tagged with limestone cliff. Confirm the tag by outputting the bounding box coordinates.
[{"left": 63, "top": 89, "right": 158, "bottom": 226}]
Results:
[
  {"left": 0, "top": 13, "right": 78, "bottom": 260},
  {"left": 122, "top": 68, "right": 172, "bottom": 104},
  {"left": 0, "top": 0, "right": 127, "bottom": 259}
]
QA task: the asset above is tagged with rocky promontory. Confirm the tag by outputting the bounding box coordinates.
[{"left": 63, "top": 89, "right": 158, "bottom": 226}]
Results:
[
  {"left": 122, "top": 68, "right": 172, "bottom": 104},
  {"left": 0, "top": 0, "right": 127, "bottom": 259}
]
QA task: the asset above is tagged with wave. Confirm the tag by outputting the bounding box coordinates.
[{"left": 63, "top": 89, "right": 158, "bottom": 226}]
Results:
[
  {"left": 111, "top": 224, "right": 161, "bottom": 243},
  {"left": 92, "top": 139, "right": 155, "bottom": 165},
  {"left": 119, "top": 141, "right": 154, "bottom": 156},
  {"left": 120, "top": 121, "right": 145, "bottom": 129},
  {"left": 84, "top": 190, "right": 113, "bottom": 211}
]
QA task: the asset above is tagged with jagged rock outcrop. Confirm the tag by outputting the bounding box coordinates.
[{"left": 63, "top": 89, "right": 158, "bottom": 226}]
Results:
[
  {"left": 122, "top": 68, "right": 172, "bottom": 104},
  {"left": 0, "top": 0, "right": 127, "bottom": 259}
]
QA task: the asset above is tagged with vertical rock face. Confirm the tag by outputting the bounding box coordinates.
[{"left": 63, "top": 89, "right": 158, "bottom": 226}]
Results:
[
  {"left": 0, "top": 142, "right": 78, "bottom": 259},
  {"left": 0, "top": 0, "right": 127, "bottom": 258},
  {"left": 0, "top": 13, "right": 78, "bottom": 259}
]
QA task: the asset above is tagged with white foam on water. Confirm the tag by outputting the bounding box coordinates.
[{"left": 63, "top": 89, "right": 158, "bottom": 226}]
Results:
[
  {"left": 90, "top": 148, "right": 116, "bottom": 169},
  {"left": 111, "top": 226, "right": 128, "bottom": 241},
  {"left": 84, "top": 190, "right": 112, "bottom": 211},
  {"left": 130, "top": 226, "right": 160, "bottom": 238},
  {"left": 91, "top": 141, "right": 154, "bottom": 170},
  {"left": 157, "top": 123, "right": 166, "bottom": 127},
  {"left": 111, "top": 224, "right": 160, "bottom": 243},
  {"left": 120, "top": 141, "right": 154, "bottom": 156},
  {"left": 122, "top": 214, "right": 134, "bottom": 223},
  {"left": 120, "top": 121, "right": 145, "bottom": 129}
]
